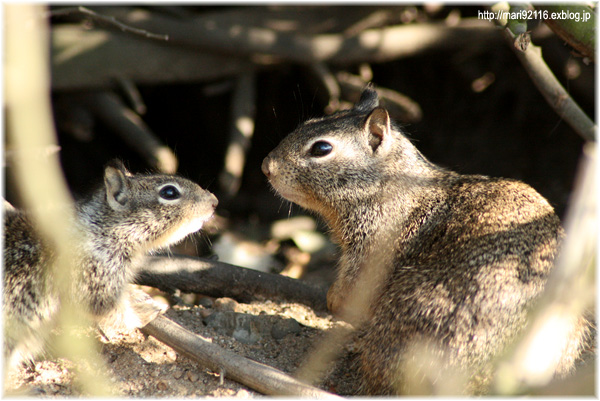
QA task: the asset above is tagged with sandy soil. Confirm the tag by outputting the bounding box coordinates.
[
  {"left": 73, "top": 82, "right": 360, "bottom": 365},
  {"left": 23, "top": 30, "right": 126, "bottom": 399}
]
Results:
[{"left": 3, "top": 292, "right": 358, "bottom": 397}]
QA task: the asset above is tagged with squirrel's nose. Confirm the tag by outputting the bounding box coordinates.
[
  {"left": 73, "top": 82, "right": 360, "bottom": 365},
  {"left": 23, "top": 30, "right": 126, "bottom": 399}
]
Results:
[
  {"left": 209, "top": 193, "right": 219, "bottom": 209},
  {"left": 261, "top": 156, "right": 271, "bottom": 178}
]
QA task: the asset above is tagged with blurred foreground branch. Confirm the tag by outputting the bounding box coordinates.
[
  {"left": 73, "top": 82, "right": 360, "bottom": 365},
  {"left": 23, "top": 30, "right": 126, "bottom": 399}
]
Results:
[
  {"left": 493, "top": 143, "right": 596, "bottom": 394},
  {"left": 4, "top": 4, "right": 111, "bottom": 395}
]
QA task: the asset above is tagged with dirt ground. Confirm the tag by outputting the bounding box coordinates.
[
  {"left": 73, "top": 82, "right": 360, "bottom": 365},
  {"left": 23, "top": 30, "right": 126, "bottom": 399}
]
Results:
[
  {"left": 3, "top": 222, "right": 359, "bottom": 398},
  {"left": 4, "top": 295, "right": 351, "bottom": 397},
  {"left": 4, "top": 288, "right": 595, "bottom": 397}
]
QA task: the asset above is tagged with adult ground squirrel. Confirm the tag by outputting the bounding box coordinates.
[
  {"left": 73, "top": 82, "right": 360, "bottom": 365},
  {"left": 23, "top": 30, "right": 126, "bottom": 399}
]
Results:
[
  {"left": 262, "top": 86, "right": 591, "bottom": 394},
  {"left": 3, "top": 160, "right": 218, "bottom": 370}
]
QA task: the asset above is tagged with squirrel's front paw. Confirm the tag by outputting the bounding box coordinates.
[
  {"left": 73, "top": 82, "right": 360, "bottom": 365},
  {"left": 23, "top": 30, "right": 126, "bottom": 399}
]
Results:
[
  {"left": 97, "top": 286, "right": 167, "bottom": 338},
  {"left": 127, "top": 287, "right": 168, "bottom": 327}
]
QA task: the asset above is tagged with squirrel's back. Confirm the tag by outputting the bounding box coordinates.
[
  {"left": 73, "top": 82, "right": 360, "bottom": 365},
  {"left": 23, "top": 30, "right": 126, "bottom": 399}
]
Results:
[{"left": 358, "top": 174, "right": 568, "bottom": 394}]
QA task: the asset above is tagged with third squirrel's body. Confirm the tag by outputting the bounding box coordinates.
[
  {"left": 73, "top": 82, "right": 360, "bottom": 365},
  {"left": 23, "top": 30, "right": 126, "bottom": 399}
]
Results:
[{"left": 262, "top": 87, "right": 589, "bottom": 394}]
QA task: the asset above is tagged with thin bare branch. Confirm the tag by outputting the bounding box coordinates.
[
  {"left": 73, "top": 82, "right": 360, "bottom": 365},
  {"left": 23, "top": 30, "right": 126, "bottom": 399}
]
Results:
[
  {"left": 142, "top": 314, "right": 340, "bottom": 398},
  {"left": 502, "top": 28, "right": 596, "bottom": 142},
  {"left": 49, "top": 6, "right": 169, "bottom": 41},
  {"left": 115, "top": 75, "right": 147, "bottom": 115},
  {"left": 305, "top": 63, "right": 342, "bottom": 114}
]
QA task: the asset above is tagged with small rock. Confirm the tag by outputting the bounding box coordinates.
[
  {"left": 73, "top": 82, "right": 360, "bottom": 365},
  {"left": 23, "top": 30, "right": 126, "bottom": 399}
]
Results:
[
  {"left": 205, "top": 311, "right": 265, "bottom": 344},
  {"left": 233, "top": 319, "right": 262, "bottom": 344},
  {"left": 181, "top": 292, "right": 198, "bottom": 305},
  {"left": 185, "top": 371, "right": 199, "bottom": 383},
  {"left": 214, "top": 297, "right": 238, "bottom": 312},
  {"left": 200, "top": 308, "right": 213, "bottom": 319},
  {"left": 172, "top": 369, "right": 183, "bottom": 379},
  {"left": 156, "top": 381, "right": 167, "bottom": 391},
  {"left": 197, "top": 296, "right": 214, "bottom": 308},
  {"left": 271, "top": 318, "right": 301, "bottom": 340}
]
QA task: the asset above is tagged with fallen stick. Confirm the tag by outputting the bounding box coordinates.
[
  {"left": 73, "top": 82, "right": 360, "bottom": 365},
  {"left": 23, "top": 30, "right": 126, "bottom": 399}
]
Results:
[
  {"left": 134, "top": 254, "right": 329, "bottom": 311},
  {"left": 142, "top": 314, "right": 341, "bottom": 398}
]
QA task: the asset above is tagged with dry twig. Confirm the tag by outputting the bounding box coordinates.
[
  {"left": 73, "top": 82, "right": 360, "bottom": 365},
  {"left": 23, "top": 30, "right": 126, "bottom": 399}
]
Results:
[
  {"left": 49, "top": 6, "right": 169, "bottom": 41},
  {"left": 115, "top": 75, "right": 147, "bottom": 115},
  {"left": 305, "top": 63, "right": 342, "bottom": 114},
  {"left": 142, "top": 314, "right": 340, "bottom": 398},
  {"left": 502, "top": 25, "right": 595, "bottom": 141}
]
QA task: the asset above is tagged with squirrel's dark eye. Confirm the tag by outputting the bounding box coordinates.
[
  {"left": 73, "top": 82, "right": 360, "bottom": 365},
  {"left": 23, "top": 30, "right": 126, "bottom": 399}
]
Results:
[
  {"left": 309, "top": 141, "right": 333, "bottom": 157},
  {"left": 159, "top": 185, "right": 181, "bottom": 200}
]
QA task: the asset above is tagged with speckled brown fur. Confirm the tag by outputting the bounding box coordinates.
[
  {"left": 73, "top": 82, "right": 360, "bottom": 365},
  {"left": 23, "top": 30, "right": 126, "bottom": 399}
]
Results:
[
  {"left": 3, "top": 160, "right": 217, "bottom": 370},
  {"left": 262, "top": 86, "right": 591, "bottom": 394}
]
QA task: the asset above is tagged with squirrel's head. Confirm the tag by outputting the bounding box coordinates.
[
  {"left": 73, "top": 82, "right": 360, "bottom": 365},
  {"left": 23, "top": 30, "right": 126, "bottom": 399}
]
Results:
[
  {"left": 92, "top": 160, "right": 218, "bottom": 250},
  {"left": 262, "top": 85, "right": 427, "bottom": 218}
]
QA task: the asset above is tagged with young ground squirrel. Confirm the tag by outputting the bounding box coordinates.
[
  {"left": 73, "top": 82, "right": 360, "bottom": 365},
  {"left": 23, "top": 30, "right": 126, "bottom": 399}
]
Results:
[
  {"left": 262, "top": 86, "right": 591, "bottom": 394},
  {"left": 3, "top": 160, "right": 218, "bottom": 370}
]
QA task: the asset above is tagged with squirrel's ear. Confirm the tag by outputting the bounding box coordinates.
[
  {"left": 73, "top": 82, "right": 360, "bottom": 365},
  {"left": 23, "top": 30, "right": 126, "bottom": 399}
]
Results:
[
  {"left": 364, "top": 107, "right": 391, "bottom": 154},
  {"left": 355, "top": 83, "right": 379, "bottom": 112},
  {"left": 105, "top": 159, "right": 133, "bottom": 177},
  {"left": 104, "top": 164, "right": 131, "bottom": 210}
]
